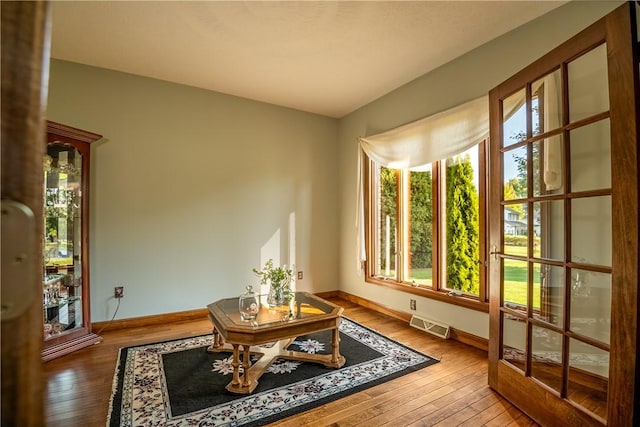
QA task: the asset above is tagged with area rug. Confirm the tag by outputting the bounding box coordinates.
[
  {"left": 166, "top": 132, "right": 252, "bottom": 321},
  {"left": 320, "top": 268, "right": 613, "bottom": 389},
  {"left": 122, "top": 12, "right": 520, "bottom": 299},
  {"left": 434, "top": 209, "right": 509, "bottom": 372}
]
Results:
[{"left": 107, "top": 317, "right": 438, "bottom": 426}]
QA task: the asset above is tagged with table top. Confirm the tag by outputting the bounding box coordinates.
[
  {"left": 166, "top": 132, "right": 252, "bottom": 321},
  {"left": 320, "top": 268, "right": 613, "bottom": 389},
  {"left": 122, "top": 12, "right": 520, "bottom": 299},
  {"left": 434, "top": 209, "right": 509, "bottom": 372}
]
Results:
[
  {"left": 207, "top": 291, "right": 342, "bottom": 331},
  {"left": 207, "top": 291, "right": 346, "bottom": 393}
]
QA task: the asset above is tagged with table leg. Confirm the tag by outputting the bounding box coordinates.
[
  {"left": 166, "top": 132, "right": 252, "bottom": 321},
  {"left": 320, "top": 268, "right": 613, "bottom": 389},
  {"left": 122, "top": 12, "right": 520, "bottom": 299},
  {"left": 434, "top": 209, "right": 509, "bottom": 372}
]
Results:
[
  {"left": 241, "top": 345, "right": 252, "bottom": 388},
  {"left": 207, "top": 314, "right": 225, "bottom": 352},
  {"left": 230, "top": 344, "right": 241, "bottom": 387},
  {"left": 331, "top": 327, "right": 341, "bottom": 365}
]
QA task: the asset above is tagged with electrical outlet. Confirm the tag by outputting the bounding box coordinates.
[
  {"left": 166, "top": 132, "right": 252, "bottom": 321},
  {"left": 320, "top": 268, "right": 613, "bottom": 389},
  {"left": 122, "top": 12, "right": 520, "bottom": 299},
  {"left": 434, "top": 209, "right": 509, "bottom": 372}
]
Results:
[
  {"left": 115, "top": 286, "right": 124, "bottom": 298},
  {"left": 410, "top": 299, "right": 416, "bottom": 310},
  {"left": 297, "top": 271, "right": 303, "bottom": 280}
]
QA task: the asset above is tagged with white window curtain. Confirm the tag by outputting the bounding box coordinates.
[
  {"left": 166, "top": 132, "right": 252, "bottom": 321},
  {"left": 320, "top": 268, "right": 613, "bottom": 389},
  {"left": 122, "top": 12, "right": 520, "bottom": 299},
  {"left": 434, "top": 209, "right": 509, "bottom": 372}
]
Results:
[
  {"left": 540, "top": 73, "right": 562, "bottom": 191},
  {"left": 355, "top": 95, "right": 490, "bottom": 272},
  {"left": 359, "top": 96, "right": 489, "bottom": 170},
  {"left": 354, "top": 80, "right": 562, "bottom": 272}
]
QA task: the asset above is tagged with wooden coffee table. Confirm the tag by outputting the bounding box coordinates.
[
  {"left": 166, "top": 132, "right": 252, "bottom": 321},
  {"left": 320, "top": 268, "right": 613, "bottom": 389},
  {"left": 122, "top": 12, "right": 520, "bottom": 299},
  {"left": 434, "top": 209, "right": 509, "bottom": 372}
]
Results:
[{"left": 206, "top": 291, "right": 345, "bottom": 394}]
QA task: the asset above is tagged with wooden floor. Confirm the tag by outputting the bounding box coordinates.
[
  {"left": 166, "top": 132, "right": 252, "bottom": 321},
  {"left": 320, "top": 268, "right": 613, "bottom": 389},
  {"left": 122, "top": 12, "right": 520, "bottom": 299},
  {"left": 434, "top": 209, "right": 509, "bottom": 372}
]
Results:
[{"left": 43, "top": 297, "right": 539, "bottom": 426}]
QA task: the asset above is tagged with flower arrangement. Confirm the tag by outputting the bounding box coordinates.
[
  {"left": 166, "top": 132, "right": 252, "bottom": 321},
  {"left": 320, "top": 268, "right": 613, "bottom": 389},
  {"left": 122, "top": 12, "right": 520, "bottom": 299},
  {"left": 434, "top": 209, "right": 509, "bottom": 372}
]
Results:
[{"left": 252, "top": 259, "right": 294, "bottom": 290}]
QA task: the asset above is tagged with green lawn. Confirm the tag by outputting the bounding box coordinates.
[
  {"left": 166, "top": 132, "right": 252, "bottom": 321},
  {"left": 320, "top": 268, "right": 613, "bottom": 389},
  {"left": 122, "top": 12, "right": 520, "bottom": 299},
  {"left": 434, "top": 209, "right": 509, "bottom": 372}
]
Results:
[
  {"left": 409, "top": 268, "right": 432, "bottom": 285},
  {"left": 504, "top": 245, "right": 540, "bottom": 308},
  {"left": 392, "top": 245, "right": 540, "bottom": 307}
]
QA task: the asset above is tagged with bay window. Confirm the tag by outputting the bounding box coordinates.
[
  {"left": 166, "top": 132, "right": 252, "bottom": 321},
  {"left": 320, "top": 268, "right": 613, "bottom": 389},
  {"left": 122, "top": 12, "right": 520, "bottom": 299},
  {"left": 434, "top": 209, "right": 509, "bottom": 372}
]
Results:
[
  {"left": 357, "top": 96, "right": 489, "bottom": 309},
  {"left": 365, "top": 143, "right": 486, "bottom": 304}
]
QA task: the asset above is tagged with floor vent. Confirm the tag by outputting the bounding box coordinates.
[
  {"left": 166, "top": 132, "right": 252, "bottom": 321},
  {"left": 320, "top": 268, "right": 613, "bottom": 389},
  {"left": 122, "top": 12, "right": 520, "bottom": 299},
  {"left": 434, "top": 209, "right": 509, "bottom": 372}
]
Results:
[{"left": 409, "top": 315, "right": 450, "bottom": 339}]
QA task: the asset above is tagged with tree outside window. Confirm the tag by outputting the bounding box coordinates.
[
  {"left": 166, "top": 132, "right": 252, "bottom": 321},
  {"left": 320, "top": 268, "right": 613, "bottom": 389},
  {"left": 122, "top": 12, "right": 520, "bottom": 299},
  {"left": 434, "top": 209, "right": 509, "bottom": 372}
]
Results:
[
  {"left": 367, "top": 143, "right": 485, "bottom": 301},
  {"left": 445, "top": 152, "right": 480, "bottom": 294}
]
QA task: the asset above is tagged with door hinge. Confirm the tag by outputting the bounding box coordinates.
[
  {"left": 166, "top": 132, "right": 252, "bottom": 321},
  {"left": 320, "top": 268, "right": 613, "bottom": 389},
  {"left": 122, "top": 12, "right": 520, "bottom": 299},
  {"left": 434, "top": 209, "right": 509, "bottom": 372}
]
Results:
[{"left": 1, "top": 200, "right": 37, "bottom": 321}]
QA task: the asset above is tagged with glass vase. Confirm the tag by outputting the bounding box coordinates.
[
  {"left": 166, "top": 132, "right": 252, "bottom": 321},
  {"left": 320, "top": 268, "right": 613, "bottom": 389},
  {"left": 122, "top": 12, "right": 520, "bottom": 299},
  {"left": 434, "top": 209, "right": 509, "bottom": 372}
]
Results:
[
  {"left": 239, "top": 285, "right": 259, "bottom": 321},
  {"left": 267, "top": 285, "right": 285, "bottom": 308}
]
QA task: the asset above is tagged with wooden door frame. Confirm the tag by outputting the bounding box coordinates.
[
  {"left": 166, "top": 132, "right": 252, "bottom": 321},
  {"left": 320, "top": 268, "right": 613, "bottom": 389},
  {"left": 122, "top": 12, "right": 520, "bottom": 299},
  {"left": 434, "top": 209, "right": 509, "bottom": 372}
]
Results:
[
  {"left": 1, "top": 1, "right": 52, "bottom": 426},
  {"left": 488, "top": 3, "right": 638, "bottom": 426}
]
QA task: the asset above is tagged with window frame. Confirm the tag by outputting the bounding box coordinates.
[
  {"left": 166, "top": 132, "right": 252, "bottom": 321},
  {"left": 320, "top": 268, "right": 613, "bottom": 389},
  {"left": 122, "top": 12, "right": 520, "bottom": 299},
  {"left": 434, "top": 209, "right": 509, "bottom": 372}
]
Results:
[{"left": 364, "top": 140, "right": 489, "bottom": 313}]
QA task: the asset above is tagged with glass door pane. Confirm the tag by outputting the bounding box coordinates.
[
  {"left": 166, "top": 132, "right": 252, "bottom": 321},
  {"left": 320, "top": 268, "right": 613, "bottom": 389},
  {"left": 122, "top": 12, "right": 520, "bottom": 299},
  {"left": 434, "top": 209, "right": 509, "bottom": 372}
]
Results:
[
  {"left": 533, "top": 69, "right": 563, "bottom": 136},
  {"left": 533, "top": 263, "right": 564, "bottom": 328},
  {"left": 502, "top": 312, "right": 527, "bottom": 372},
  {"left": 570, "top": 269, "right": 611, "bottom": 345},
  {"left": 533, "top": 200, "right": 564, "bottom": 260},
  {"left": 531, "top": 325, "right": 563, "bottom": 393},
  {"left": 571, "top": 196, "right": 612, "bottom": 266},
  {"left": 503, "top": 259, "right": 528, "bottom": 311},
  {"left": 532, "top": 136, "right": 564, "bottom": 196},
  {"left": 503, "top": 88, "right": 527, "bottom": 147},
  {"left": 568, "top": 44, "right": 609, "bottom": 122},
  {"left": 570, "top": 119, "right": 611, "bottom": 192},
  {"left": 568, "top": 338, "right": 609, "bottom": 420}
]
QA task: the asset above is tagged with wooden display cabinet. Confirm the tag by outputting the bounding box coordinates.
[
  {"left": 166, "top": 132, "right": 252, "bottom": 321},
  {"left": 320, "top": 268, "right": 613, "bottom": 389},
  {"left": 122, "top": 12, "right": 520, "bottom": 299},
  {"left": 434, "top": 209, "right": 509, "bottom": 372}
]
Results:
[{"left": 42, "top": 121, "right": 102, "bottom": 361}]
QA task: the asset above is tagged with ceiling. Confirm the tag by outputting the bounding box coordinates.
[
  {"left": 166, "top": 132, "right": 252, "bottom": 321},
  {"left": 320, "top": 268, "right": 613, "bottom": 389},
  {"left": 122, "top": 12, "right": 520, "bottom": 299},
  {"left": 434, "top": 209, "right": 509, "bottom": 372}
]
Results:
[{"left": 50, "top": 1, "right": 565, "bottom": 118}]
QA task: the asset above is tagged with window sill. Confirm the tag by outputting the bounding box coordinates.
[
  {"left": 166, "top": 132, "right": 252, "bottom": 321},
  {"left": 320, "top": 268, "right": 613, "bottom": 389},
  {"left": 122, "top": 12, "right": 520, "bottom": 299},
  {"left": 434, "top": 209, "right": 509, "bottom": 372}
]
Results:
[{"left": 367, "top": 277, "right": 489, "bottom": 313}]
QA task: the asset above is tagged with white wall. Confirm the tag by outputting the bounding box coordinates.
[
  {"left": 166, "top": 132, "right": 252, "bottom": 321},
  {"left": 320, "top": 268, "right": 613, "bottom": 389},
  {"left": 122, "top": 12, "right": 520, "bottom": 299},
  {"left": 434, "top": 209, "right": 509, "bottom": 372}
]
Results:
[
  {"left": 336, "top": 1, "right": 621, "bottom": 339},
  {"left": 47, "top": 60, "right": 338, "bottom": 321}
]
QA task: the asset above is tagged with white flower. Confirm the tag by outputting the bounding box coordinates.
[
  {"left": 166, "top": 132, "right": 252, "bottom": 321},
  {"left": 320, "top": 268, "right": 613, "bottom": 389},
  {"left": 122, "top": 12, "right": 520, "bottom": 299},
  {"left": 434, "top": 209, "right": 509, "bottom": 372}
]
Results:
[
  {"left": 292, "top": 339, "right": 325, "bottom": 354},
  {"left": 212, "top": 356, "right": 238, "bottom": 375},
  {"left": 268, "top": 360, "right": 302, "bottom": 374}
]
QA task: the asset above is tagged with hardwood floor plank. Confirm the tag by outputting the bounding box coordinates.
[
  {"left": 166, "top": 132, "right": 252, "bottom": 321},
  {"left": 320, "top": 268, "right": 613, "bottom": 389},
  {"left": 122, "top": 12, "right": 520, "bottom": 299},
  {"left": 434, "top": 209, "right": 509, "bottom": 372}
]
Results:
[
  {"left": 458, "top": 399, "right": 512, "bottom": 426},
  {"left": 43, "top": 297, "right": 538, "bottom": 427},
  {"left": 303, "top": 376, "right": 455, "bottom": 426},
  {"left": 483, "top": 401, "right": 533, "bottom": 426},
  {"left": 402, "top": 377, "right": 494, "bottom": 426}
]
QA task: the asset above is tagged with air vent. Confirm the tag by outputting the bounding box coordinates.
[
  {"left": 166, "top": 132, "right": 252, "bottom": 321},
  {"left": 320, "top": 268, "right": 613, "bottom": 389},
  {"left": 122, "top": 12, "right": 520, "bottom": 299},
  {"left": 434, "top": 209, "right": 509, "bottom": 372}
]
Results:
[{"left": 409, "top": 315, "right": 450, "bottom": 339}]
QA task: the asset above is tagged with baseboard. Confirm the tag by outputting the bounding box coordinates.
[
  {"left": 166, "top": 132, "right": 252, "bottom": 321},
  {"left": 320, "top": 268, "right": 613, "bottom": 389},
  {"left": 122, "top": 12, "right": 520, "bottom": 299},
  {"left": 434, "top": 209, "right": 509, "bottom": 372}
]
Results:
[
  {"left": 42, "top": 333, "right": 102, "bottom": 362},
  {"left": 336, "top": 290, "right": 488, "bottom": 352},
  {"left": 448, "top": 328, "right": 488, "bottom": 352},
  {"left": 92, "top": 308, "right": 209, "bottom": 332},
  {"left": 92, "top": 291, "right": 488, "bottom": 352}
]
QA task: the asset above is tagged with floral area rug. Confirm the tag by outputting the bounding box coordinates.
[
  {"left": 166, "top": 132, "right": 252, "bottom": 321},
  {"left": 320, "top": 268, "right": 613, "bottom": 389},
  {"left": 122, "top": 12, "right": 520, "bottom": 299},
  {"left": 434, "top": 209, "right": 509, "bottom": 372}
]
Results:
[{"left": 107, "top": 317, "right": 439, "bottom": 426}]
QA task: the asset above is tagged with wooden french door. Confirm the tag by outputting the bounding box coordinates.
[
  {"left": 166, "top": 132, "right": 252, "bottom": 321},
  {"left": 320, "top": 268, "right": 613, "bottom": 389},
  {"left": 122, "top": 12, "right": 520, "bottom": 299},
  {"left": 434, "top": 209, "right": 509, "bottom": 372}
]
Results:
[
  {"left": 1, "top": 2, "right": 50, "bottom": 426},
  {"left": 488, "top": 3, "right": 638, "bottom": 426}
]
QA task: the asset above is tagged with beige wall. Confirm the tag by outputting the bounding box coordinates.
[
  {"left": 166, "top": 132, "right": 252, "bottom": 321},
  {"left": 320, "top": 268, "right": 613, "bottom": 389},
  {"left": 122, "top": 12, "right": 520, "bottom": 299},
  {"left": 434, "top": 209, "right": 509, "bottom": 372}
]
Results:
[
  {"left": 47, "top": 60, "right": 338, "bottom": 321},
  {"left": 336, "top": 1, "right": 621, "bottom": 339}
]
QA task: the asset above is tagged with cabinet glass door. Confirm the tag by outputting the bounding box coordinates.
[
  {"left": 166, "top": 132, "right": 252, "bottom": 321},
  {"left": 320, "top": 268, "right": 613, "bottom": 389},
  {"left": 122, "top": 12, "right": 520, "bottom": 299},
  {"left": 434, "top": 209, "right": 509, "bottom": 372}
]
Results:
[{"left": 43, "top": 144, "right": 84, "bottom": 338}]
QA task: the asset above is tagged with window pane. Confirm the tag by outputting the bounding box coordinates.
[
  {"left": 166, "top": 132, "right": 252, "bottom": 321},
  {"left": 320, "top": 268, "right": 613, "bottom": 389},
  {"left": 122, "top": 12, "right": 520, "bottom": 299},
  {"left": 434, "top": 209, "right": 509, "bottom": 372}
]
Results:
[
  {"left": 503, "top": 259, "right": 528, "bottom": 311},
  {"left": 503, "top": 145, "right": 527, "bottom": 201},
  {"left": 408, "top": 167, "right": 433, "bottom": 286},
  {"left": 503, "top": 88, "right": 527, "bottom": 148},
  {"left": 570, "top": 119, "right": 611, "bottom": 193},
  {"left": 533, "top": 69, "right": 563, "bottom": 136},
  {"left": 375, "top": 166, "right": 398, "bottom": 278},
  {"left": 568, "top": 44, "right": 609, "bottom": 123},
  {"left": 444, "top": 147, "right": 480, "bottom": 295}
]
